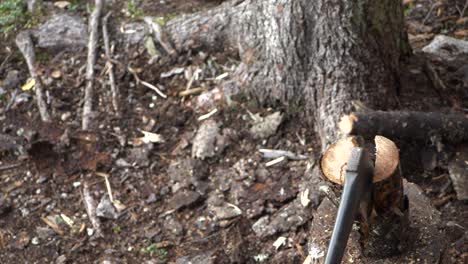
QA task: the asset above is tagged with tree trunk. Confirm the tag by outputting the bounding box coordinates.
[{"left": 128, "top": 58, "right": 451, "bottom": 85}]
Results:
[{"left": 166, "top": 0, "right": 410, "bottom": 148}]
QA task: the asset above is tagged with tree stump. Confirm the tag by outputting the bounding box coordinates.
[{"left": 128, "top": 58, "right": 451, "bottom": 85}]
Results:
[{"left": 319, "top": 136, "right": 408, "bottom": 259}]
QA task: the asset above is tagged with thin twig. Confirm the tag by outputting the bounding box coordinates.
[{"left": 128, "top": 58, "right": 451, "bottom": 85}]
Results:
[
  {"left": 102, "top": 12, "right": 119, "bottom": 114},
  {"left": 0, "top": 162, "right": 22, "bottom": 171},
  {"left": 82, "top": 181, "right": 103, "bottom": 237},
  {"left": 455, "top": 0, "right": 468, "bottom": 19},
  {"left": 82, "top": 0, "right": 104, "bottom": 130},
  {"left": 422, "top": 3, "right": 437, "bottom": 25},
  {"left": 128, "top": 66, "right": 167, "bottom": 98},
  {"left": 15, "top": 31, "right": 51, "bottom": 122},
  {"left": 0, "top": 52, "right": 12, "bottom": 73}
]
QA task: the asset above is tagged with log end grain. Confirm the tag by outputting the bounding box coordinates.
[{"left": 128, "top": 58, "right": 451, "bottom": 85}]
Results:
[{"left": 321, "top": 136, "right": 399, "bottom": 185}]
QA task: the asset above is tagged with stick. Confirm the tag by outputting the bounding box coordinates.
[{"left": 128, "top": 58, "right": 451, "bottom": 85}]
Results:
[
  {"left": 128, "top": 66, "right": 167, "bottom": 98},
  {"left": 15, "top": 31, "right": 51, "bottom": 122},
  {"left": 339, "top": 111, "right": 468, "bottom": 144},
  {"left": 102, "top": 12, "right": 119, "bottom": 114},
  {"left": 82, "top": 0, "right": 104, "bottom": 130},
  {"left": 82, "top": 181, "right": 103, "bottom": 237}
]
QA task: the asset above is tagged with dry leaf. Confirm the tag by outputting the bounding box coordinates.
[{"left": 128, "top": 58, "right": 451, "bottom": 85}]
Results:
[
  {"left": 454, "top": 29, "right": 468, "bottom": 38},
  {"left": 54, "top": 1, "right": 71, "bottom": 9},
  {"left": 21, "top": 78, "right": 35, "bottom": 91},
  {"left": 51, "top": 70, "right": 62, "bottom": 79},
  {"left": 133, "top": 130, "right": 164, "bottom": 145}
]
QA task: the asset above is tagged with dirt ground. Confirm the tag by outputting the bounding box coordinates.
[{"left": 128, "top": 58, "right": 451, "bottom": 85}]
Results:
[{"left": 0, "top": 0, "right": 467, "bottom": 263}]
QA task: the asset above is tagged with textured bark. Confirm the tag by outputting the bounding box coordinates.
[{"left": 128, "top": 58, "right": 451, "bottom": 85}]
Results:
[
  {"left": 166, "top": 0, "right": 409, "bottom": 148},
  {"left": 340, "top": 111, "right": 468, "bottom": 144}
]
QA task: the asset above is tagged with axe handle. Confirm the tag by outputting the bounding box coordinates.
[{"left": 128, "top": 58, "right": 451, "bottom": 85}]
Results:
[{"left": 324, "top": 148, "right": 374, "bottom": 264}]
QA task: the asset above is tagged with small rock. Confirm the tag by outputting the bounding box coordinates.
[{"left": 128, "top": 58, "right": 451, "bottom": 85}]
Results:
[
  {"left": 261, "top": 198, "right": 312, "bottom": 238},
  {"left": 127, "top": 145, "right": 152, "bottom": 167},
  {"left": 233, "top": 159, "right": 250, "bottom": 181},
  {"left": 246, "top": 199, "right": 265, "bottom": 219},
  {"left": 192, "top": 120, "right": 220, "bottom": 159},
  {"left": 60, "top": 112, "right": 72, "bottom": 122},
  {"left": 31, "top": 237, "right": 39, "bottom": 245},
  {"left": 0, "top": 70, "right": 20, "bottom": 90},
  {"left": 34, "top": 14, "right": 88, "bottom": 49},
  {"left": 96, "top": 195, "right": 119, "bottom": 220},
  {"left": 164, "top": 216, "right": 184, "bottom": 236},
  {"left": 252, "top": 216, "right": 273, "bottom": 237},
  {"left": 422, "top": 35, "right": 468, "bottom": 62},
  {"left": 115, "top": 158, "right": 131, "bottom": 167},
  {"left": 448, "top": 148, "right": 468, "bottom": 201},
  {"left": 145, "top": 193, "right": 158, "bottom": 204},
  {"left": 168, "top": 190, "right": 201, "bottom": 211},
  {"left": 36, "top": 226, "right": 55, "bottom": 240},
  {"left": 250, "top": 112, "right": 283, "bottom": 139},
  {"left": 209, "top": 202, "right": 242, "bottom": 220},
  {"left": 167, "top": 158, "right": 208, "bottom": 191}
]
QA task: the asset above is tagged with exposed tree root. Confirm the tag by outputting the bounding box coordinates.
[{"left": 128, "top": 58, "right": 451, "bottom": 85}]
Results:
[
  {"left": 15, "top": 31, "right": 51, "bottom": 122},
  {"left": 102, "top": 12, "right": 120, "bottom": 114},
  {"left": 82, "top": 0, "right": 104, "bottom": 130}
]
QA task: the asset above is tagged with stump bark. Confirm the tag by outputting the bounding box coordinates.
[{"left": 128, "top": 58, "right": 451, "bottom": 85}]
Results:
[
  {"left": 320, "top": 136, "right": 408, "bottom": 258},
  {"left": 165, "top": 0, "right": 410, "bottom": 148}
]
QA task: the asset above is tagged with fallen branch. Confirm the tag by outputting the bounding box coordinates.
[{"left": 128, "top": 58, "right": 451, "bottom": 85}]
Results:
[
  {"left": 15, "top": 31, "right": 51, "bottom": 122},
  {"left": 339, "top": 111, "right": 468, "bottom": 144},
  {"left": 102, "top": 12, "right": 119, "bottom": 114},
  {"left": 82, "top": 181, "right": 103, "bottom": 237},
  {"left": 82, "top": 0, "right": 104, "bottom": 130}
]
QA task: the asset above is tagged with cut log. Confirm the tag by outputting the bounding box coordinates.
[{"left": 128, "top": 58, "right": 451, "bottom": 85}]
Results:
[
  {"left": 320, "top": 136, "right": 408, "bottom": 258},
  {"left": 339, "top": 111, "right": 468, "bottom": 144}
]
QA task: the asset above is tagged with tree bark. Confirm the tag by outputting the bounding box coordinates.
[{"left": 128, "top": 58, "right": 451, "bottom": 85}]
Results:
[
  {"left": 166, "top": 0, "right": 410, "bottom": 148},
  {"left": 340, "top": 111, "right": 468, "bottom": 144}
]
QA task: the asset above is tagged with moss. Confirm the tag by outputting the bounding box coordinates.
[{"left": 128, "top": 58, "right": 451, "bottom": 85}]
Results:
[
  {"left": 351, "top": 0, "right": 367, "bottom": 35},
  {"left": 36, "top": 50, "right": 50, "bottom": 63},
  {"left": 127, "top": 0, "right": 144, "bottom": 19},
  {"left": 0, "top": 0, "right": 28, "bottom": 34}
]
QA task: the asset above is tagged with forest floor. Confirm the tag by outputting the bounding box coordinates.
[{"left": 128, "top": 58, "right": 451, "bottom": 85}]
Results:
[{"left": 0, "top": 0, "right": 466, "bottom": 263}]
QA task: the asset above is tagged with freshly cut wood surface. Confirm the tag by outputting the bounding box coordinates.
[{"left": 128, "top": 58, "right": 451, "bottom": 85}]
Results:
[{"left": 321, "top": 136, "right": 399, "bottom": 185}]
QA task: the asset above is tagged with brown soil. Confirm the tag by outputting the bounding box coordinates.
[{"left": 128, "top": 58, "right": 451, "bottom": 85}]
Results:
[{"left": 0, "top": 0, "right": 466, "bottom": 263}]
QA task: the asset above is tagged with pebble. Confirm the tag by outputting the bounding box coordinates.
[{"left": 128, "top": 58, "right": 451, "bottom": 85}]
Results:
[
  {"left": 250, "top": 112, "right": 283, "bottom": 139},
  {"left": 167, "top": 190, "right": 201, "bottom": 211},
  {"left": 96, "top": 195, "right": 120, "bottom": 220},
  {"left": 31, "top": 237, "right": 39, "bottom": 245}
]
